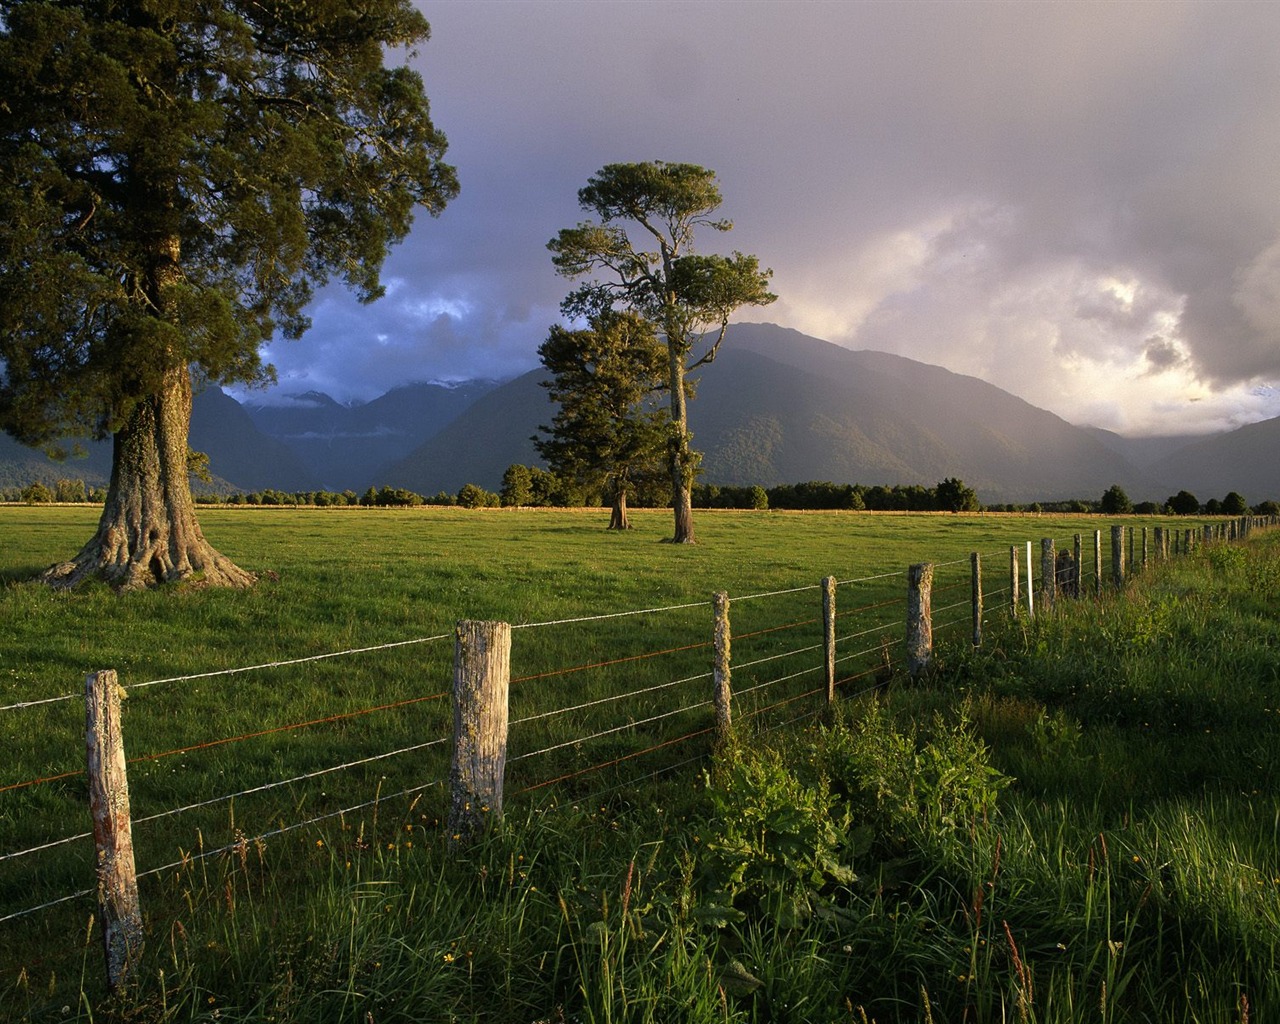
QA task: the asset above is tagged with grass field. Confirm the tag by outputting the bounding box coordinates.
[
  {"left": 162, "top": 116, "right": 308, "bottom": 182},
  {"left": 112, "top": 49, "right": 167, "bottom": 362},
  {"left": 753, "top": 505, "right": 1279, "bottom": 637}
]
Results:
[{"left": 0, "top": 505, "right": 1269, "bottom": 1022}]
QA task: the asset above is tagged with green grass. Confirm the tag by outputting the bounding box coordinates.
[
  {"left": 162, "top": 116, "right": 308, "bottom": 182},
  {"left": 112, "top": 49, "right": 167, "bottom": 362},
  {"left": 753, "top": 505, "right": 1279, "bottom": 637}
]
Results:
[{"left": 0, "top": 504, "right": 1267, "bottom": 1022}]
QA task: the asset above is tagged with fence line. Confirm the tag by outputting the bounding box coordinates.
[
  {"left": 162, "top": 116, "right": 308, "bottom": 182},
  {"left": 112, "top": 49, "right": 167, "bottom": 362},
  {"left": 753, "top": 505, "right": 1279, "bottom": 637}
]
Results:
[{"left": 4, "top": 514, "right": 1274, "bottom": 978}]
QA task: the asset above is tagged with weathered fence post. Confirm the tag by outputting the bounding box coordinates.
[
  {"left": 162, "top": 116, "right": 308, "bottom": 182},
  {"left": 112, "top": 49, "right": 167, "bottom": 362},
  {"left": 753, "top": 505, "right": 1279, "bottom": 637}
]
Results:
[
  {"left": 86, "top": 669, "right": 143, "bottom": 992},
  {"left": 1039, "top": 538, "right": 1056, "bottom": 611},
  {"left": 448, "top": 620, "right": 511, "bottom": 847},
  {"left": 971, "top": 553, "right": 982, "bottom": 647},
  {"left": 1142, "top": 527, "right": 1148, "bottom": 569},
  {"left": 822, "top": 576, "right": 837, "bottom": 704},
  {"left": 1073, "top": 534, "right": 1083, "bottom": 598},
  {"left": 1128, "top": 527, "right": 1135, "bottom": 575},
  {"left": 1026, "top": 541, "right": 1035, "bottom": 618},
  {"left": 1093, "top": 530, "right": 1102, "bottom": 597},
  {"left": 1111, "top": 524, "right": 1126, "bottom": 589},
  {"left": 713, "top": 591, "right": 732, "bottom": 744},
  {"left": 906, "top": 563, "right": 934, "bottom": 677},
  {"left": 1009, "top": 545, "right": 1020, "bottom": 616}
]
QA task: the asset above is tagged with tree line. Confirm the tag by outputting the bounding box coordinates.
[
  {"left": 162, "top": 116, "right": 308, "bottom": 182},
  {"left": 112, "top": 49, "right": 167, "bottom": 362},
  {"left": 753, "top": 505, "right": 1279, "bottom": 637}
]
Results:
[{"left": 13, "top": 474, "right": 1275, "bottom": 519}]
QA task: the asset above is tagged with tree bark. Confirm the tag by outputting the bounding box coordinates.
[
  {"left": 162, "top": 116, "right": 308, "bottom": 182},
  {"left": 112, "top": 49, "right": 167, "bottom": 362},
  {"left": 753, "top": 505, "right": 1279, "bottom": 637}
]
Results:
[
  {"left": 41, "top": 364, "right": 254, "bottom": 591},
  {"left": 608, "top": 481, "right": 631, "bottom": 530},
  {"left": 667, "top": 348, "right": 696, "bottom": 543}
]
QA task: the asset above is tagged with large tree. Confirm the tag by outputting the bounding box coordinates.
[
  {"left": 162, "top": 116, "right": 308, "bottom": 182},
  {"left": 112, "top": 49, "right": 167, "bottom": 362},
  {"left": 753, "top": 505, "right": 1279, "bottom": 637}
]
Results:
[
  {"left": 548, "top": 162, "right": 775, "bottom": 543},
  {"left": 0, "top": 0, "right": 457, "bottom": 589},
  {"left": 535, "top": 310, "right": 669, "bottom": 531}
]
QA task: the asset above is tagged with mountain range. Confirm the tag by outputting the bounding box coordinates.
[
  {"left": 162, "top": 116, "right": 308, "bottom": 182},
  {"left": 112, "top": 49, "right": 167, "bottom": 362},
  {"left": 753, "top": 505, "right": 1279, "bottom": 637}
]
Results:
[{"left": 3, "top": 323, "right": 1276, "bottom": 505}]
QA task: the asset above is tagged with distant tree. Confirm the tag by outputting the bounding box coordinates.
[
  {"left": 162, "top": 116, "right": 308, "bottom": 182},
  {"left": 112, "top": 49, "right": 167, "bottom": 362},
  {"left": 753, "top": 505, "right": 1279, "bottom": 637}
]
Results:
[
  {"left": 528, "top": 468, "right": 560, "bottom": 508},
  {"left": 53, "top": 478, "right": 87, "bottom": 503},
  {"left": 0, "top": 2, "right": 457, "bottom": 589},
  {"left": 1133, "top": 501, "right": 1160, "bottom": 515},
  {"left": 21, "top": 482, "right": 53, "bottom": 504},
  {"left": 548, "top": 162, "right": 775, "bottom": 542},
  {"left": 1254, "top": 499, "right": 1280, "bottom": 517},
  {"left": 1221, "top": 491, "right": 1248, "bottom": 516},
  {"left": 535, "top": 312, "right": 670, "bottom": 530},
  {"left": 935, "top": 477, "right": 980, "bottom": 513},
  {"left": 1167, "top": 491, "right": 1201, "bottom": 515},
  {"left": 456, "top": 483, "right": 500, "bottom": 509},
  {"left": 501, "top": 464, "right": 535, "bottom": 508},
  {"left": 1099, "top": 484, "right": 1133, "bottom": 515}
]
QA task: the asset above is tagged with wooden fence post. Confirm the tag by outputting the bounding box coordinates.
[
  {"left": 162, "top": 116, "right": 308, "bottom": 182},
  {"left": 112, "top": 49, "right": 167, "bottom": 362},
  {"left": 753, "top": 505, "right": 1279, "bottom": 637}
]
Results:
[
  {"left": 1093, "top": 530, "right": 1102, "bottom": 597},
  {"left": 86, "top": 669, "right": 143, "bottom": 992},
  {"left": 713, "top": 591, "right": 732, "bottom": 744},
  {"left": 1009, "top": 545, "right": 1020, "bottom": 616},
  {"left": 1111, "top": 525, "right": 1126, "bottom": 589},
  {"left": 1073, "top": 534, "right": 1083, "bottom": 598},
  {"left": 448, "top": 620, "right": 511, "bottom": 847},
  {"left": 906, "top": 563, "right": 934, "bottom": 677},
  {"left": 971, "top": 553, "right": 982, "bottom": 647},
  {"left": 1128, "top": 527, "right": 1135, "bottom": 575},
  {"left": 1026, "top": 541, "right": 1035, "bottom": 618},
  {"left": 1142, "top": 527, "right": 1148, "bottom": 569},
  {"left": 1039, "top": 538, "right": 1056, "bottom": 611},
  {"left": 822, "top": 577, "right": 837, "bottom": 704}
]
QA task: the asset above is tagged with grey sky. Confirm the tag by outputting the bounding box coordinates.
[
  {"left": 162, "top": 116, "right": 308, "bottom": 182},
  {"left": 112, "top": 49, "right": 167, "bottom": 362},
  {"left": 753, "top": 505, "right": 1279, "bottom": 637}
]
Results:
[{"left": 253, "top": 0, "right": 1280, "bottom": 437}]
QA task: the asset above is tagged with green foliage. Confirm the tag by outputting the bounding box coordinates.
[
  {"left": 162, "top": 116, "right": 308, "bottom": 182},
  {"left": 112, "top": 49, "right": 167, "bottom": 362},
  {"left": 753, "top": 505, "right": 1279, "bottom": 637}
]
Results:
[
  {"left": 699, "top": 746, "right": 856, "bottom": 915},
  {"left": 19, "top": 481, "right": 51, "bottom": 503},
  {"left": 456, "top": 482, "right": 500, "bottom": 509},
  {"left": 1099, "top": 483, "right": 1133, "bottom": 514},
  {"left": 936, "top": 476, "right": 980, "bottom": 512},
  {"left": 535, "top": 311, "right": 670, "bottom": 514},
  {"left": 0, "top": 0, "right": 457, "bottom": 448},
  {"left": 549, "top": 161, "right": 775, "bottom": 539},
  {"left": 1166, "top": 489, "right": 1201, "bottom": 514},
  {"left": 1221, "top": 490, "right": 1248, "bottom": 515},
  {"left": 500, "top": 463, "right": 534, "bottom": 507}
]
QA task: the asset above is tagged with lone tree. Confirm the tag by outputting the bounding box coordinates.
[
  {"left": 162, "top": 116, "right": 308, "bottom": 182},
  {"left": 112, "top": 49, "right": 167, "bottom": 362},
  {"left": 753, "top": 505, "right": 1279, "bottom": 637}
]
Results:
[
  {"left": 535, "top": 311, "right": 669, "bottom": 530},
  {"left": 0, "top": 1, "right": 457, "bottom": 589},
  {"left": 935, "top": 477, "right": 980, "bottom": 513},
  {"left": 548, "top": 162, "right": 775, "bottom": 543},
  {"left": 1099, "top": 484, "right": 1133, "bottom": 515}
]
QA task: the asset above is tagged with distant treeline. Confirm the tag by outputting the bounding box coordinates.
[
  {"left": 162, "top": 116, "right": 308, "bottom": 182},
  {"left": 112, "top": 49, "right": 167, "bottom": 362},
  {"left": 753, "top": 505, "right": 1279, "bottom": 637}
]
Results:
[{"left": 9, "top": 472, "right": 1278, "bottom": 518}]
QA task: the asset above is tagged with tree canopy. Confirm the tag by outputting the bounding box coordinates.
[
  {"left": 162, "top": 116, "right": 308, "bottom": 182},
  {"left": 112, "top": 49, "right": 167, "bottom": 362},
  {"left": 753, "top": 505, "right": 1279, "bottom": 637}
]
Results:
[
  {"left": 535, "top": 311, "right": 669, "bottom": 530},
  {"left": 1099, "top": 484, "right": 1133, "bottom": 515},
  {"left": 548, "top": 161, "right": 774, "bottom": 542},
  {"left": 0, "top": 0, "right": 457, "bottom": 588}
]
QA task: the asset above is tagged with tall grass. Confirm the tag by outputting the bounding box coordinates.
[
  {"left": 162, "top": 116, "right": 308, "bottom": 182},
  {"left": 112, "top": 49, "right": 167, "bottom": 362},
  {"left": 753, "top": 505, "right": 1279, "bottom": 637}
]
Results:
[{"left": 0, "top": 506, "right": 1270, "bottom": 1021}]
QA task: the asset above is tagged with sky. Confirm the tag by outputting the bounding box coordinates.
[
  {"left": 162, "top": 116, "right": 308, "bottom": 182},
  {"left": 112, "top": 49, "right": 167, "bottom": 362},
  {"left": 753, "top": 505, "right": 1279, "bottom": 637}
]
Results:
[{"left": 252, "top": 0, "right": 1280, "bottom": 438}]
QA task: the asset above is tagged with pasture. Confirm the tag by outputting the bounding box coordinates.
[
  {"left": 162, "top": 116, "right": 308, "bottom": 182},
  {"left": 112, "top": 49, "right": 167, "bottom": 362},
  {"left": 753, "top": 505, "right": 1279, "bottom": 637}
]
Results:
[{"left": 0, "top": 505, "right": 1271, "bottom": 1022}]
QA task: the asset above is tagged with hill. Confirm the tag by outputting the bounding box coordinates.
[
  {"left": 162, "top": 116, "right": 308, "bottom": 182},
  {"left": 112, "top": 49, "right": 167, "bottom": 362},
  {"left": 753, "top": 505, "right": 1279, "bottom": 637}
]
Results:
[
  {"left": 381, "top": 323, "right": 1164, "bottom": 504},
  {"left": 1147, "top": 414, "right": 1280, "bottom": 503},
  {"left": 241, "top": 380, "right": 502, "bottom": 490},
  {"left": 0, "top": 386, "right": 318, "bottom": 495}
]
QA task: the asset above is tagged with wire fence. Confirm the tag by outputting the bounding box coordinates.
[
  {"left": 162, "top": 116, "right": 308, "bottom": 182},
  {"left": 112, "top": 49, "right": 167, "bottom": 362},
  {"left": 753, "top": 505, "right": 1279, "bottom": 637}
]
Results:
[{"left": 1, "top": 515, "right": 1270, "bottom": 967}]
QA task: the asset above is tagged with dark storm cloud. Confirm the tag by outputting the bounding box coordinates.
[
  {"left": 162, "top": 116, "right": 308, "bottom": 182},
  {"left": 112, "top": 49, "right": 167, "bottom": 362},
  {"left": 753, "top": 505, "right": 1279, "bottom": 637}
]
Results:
[{"left": 255, "top": 0, "right": 1280, "bottom": 435}]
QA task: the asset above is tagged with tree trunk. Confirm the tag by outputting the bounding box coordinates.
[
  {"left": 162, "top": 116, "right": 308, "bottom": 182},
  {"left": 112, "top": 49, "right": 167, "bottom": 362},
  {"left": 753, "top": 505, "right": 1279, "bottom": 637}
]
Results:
[
  {"left": 41, "top": 364, "right": 254, "bottom": 591},
  {"left": 667, "top": 348, "right": 696, "bottom": 544},
  {"left": 608, "top": 482, "right": 631, "bottom": 530}
]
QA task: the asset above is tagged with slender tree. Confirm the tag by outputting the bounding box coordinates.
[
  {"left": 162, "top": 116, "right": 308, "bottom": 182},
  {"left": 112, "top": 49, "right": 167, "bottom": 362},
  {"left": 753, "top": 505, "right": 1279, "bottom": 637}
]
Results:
[
  {"left": 535, "top": 311, "right": 668, "bottom": 530},
  {"left": 0, "top": 1, "right": 457, "bottom": 589},
  {"left": 548, "top": 162, "right": 775, "bottom": 543}
]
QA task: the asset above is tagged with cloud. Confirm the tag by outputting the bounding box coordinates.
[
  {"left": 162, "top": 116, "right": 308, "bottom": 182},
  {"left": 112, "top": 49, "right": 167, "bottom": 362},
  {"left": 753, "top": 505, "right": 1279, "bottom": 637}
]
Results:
[{"left": 257, "top": 0, "right": 1280, "bottom": 439}]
